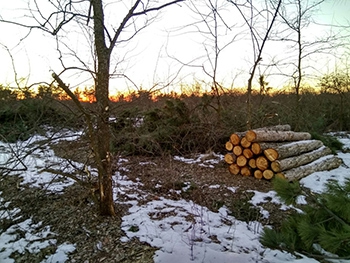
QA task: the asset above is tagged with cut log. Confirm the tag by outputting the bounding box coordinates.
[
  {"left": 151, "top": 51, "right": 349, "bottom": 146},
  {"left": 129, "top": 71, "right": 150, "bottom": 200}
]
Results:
[
  {"left": 236, "top": 155, "right": 247, "bottom": 167},
  {"left": 248, "top": 158, "right": 257, "bottom": 169},
  {"left": 264, "top": 148, "right": 279, "bottom": 162},
  {"left": 230, "top": 133, "right": 241, "bottom": 146},
  {"left": 256, "top": 156, "right": 269, "bottom": 170},
  {"left": 245, "top": 130, "right": 257, "bottom": 142},
  {"left": 281, "top": 155, "right": 343, "bottom": 181},
  {"left": 228, "top": 163, "right": 240, "bottom": 175},
  {"left": 259, "top": 140, "right": 324, "bottom": 160},
  {"left": 241, "top": 166, "right": 252, "bottom": 176},
  {"left": 237, "top": 125, "right": 292, "bottom": 138},
  {"left": 246, "top": 130, "right": 311, "bottom": 142},
  {"left": 251, "top": 142, "right": 262, "bottom": 155},
  {"left": 254, "top": 124, "right": 292, "bottom": 132},
  {"left": 270, "top": 146, "right": 332, "bottom": 172},
  {"left": 225, "top": 141, "right": 233, "bottom": 151},
  {"left": 263, "top": 169, "right": 274, "bottom": 180},
  {"left": 243, "top": 148, "right": 254, "bottom": 159},
  {"left": 254, "top": 170, "right": 263, "bottom": 179},
  {"left": 233, "top": 145, "right": 243, "bottom": 156},
  {"left": 240, "top": 137, "right": 251, "bottom": 148},
  {"left": 224, "top": 153, "right": 236, "bottom": 164}
]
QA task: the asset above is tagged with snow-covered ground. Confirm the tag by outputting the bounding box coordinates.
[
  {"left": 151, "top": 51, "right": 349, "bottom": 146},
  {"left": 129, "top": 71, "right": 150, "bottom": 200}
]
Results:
[{"left": 1, "top": 131, "right": 350, "bottom": 263}]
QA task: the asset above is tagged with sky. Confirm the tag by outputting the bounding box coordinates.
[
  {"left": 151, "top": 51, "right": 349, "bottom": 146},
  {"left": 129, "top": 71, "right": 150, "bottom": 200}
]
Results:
[
  {"left": 0, "top": 0, "right": 349, "bottom": 95},
  {"left": 1, "top": 128, "right": 350, "bottom": 262}
]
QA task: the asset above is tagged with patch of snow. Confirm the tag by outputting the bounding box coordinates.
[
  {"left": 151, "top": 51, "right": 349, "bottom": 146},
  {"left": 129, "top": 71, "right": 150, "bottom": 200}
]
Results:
[{"left": 41, "top": 242, "right": 76, "bottom": 263}]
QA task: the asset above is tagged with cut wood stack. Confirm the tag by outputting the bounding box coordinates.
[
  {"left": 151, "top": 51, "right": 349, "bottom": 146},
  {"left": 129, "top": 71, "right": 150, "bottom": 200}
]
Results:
[{"left": 224, "top": 124, "right": 343, "bottom": 181}]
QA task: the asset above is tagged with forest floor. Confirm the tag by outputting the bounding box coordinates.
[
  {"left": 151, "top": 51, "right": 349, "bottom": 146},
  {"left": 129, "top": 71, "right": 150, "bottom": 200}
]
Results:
[{"left": 1, "top": 131, "right": 350, "bottom": 263}]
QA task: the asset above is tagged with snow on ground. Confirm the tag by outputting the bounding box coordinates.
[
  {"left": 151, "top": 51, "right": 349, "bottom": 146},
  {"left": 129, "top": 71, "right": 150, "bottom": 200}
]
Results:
[
  {"left": 0, "top": 131, "right": 80, "bottom": 263},
  {"left": 1, "top": 130, "right": 350, "bottom": 262}
]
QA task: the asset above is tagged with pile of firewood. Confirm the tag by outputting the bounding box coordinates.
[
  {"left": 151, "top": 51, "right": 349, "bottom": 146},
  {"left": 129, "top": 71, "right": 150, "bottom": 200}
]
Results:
[{"left": 224, "top": 125, "right": 343, "bottom": 181}]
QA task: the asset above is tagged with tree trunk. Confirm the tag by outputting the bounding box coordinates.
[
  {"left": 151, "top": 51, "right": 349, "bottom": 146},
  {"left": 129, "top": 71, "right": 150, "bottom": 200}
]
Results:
[
  {"left": 271, "top": 146, "right": 332, "bottom": 172},
  {"left": 259, "top": 140, "right": 323, "bottom": 160},
  {"left": 92, "top": 0, "right": 115, "bottom": 216},
  {"left": 245, "top": 130, "right": 311, "bottom": 142},
  {"left": 280, "top": 155, "right": 343, "bottom": 181}
]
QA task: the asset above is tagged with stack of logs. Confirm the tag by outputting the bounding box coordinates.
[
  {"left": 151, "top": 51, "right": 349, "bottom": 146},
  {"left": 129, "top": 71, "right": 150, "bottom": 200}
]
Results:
[{"left": 224, "top": 125, "right": 343, "bottom": 181}]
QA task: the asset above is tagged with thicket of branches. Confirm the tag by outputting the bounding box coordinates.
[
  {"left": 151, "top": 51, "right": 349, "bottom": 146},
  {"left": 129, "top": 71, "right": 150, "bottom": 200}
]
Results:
[{"left": 1, "top": 82, "right": 350, "bottom": 156}]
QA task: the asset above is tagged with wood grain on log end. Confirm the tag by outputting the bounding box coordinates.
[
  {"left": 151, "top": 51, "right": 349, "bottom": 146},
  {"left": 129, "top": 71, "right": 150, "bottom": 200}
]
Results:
[
  {"left": 256, "top": 156, "right": 269, "bottom": 170},
  {"left": 233, "top": 145, "right": 243, "bottom": 156},
  {"left": 225, "top": 141, "right": 233, "bottom": 151},
  {"left": 240, "top": 137, "right": 252, "bottom": 148},
  {"left": 251, "top": 142, "right": 262, "bottom": 155},
  {"left": 263, "top": 169, "right": 274, "bottom": 180},
  {"left": 230, "top": 133, "right": 240, "bottom": 145},
  {"left": 236, "top": 155, "right": 247, "bottom": 167},
  {"left": 264, "top": 148, "right": 279, "bottom": 162},
  {"left": 254, "top": 170, "right": 263, "bottom": 179},
  {"left": 241, "top": 166, "right": 251, "bottom": 176},
  {"left": 229, "top": 163, "right": 240, "bottom": 175},
  {"left": 224, "top": 153, "right": 236, "bottom": 164}
]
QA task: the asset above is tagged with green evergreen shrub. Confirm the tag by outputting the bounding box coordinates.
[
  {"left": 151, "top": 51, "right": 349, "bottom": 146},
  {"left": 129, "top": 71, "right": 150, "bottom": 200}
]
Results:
[
  {"left": 311, "top": 133, "right": 343, "bottom": 153},
  {"left": 260, "top": 177, "right": 350, "bottom": 259},
  {"left": 0, "top": 98, "right": 81, "bottom": 142}
]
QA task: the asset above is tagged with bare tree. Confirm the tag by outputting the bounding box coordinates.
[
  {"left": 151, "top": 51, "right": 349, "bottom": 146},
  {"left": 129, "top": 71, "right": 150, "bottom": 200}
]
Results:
[
  {"left": 227, "top": 0, "right": 282, "bottom": 129},
  {"left": 275, "top": 0, "right": 348, "bottom": 130},
  {"left": 0, "top": 0, "right": 184, "bottom": 216},
  {"left": 277, "top": 0, "right": 324, "bottom": 129},
  {"left": 185, "top": 0, "right": 240, "bottom": 119}
]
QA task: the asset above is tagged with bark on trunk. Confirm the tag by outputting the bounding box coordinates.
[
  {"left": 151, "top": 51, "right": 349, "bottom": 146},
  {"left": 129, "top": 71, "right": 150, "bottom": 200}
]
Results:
[
  {"left": 259, "top": 140, "right": 324, "bottom": 160},
  {"left": 245, "top": 130, "right": 311, "bottom": 142},
  {"left": 92, "top": 0, "right": 115, "bottom": 216},
  {"left": 280, "top": 155, "right": 343, "bottom": 181},
  {"left": 235, "top": 124, "right": 291, "bottom": 138},
  {"left": 271, "top": 146, "right": 332, "bottom": 172}
]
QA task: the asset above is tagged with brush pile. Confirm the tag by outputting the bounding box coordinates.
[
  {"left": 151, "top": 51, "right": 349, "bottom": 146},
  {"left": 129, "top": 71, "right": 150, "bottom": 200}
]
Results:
[{"left": 224, "top": 125, "right": 343, "bottom": 181}]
